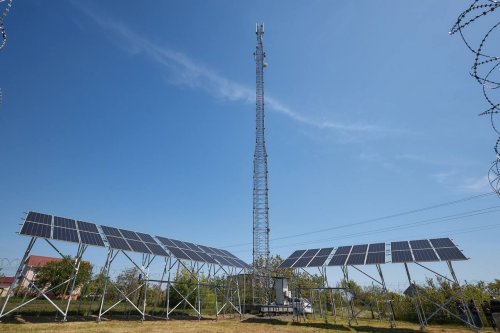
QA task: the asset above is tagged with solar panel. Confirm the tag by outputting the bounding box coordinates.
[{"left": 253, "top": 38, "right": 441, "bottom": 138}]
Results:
[
  {"left": 20, "top": 222, "right": 51, "bottom": 238},
  {"left": 328, "top": 254, "right": 349, "bottom": 266},
  {"left": 136, "top": 232, "right": 157, "bottom": 244},
  {"left": 435, "top": 247, "right": 467, "bottom": 261},
  {"left": 430, "top": 238, "right": 455, "bottom": 249},
  {"left": 144, "top": 242, "right": 169, "bottom": 257},
  {"left": 410, "top": 239, "right": 432, "bottom": 249},
  {"left": 79, "top": 231, "right": 105, "bottom": 247},
  {"left": 165, "top": 246, "right": 192, "bottom": 260},
  {"left": 101, "top": 225, "right": 122, "bottom": 237},
  {"left": 391, "top": 250, "right": 413, "bottom": 263},
  {"left": 292, "top": 249, "right": 320, "bottom": 268},
  {"left": 347, "top": 253, "right": 366, "bottom": 265},
  {"left": 334, "top": 246, "right": 352, "bottom": 255},
  {"left": 53, "top": 227, "right": 79, "bottom": 243},
  {"left": 106, "top": 236, "right": 131, "bottom": 251},
  {"left": 126, "top": 239, "right": 151, "bottom": 254},
  {"left": 351, "top": 244, "right": 368, "bottom": 254},
  {"left": 366, "top": 252, "right": 386, "bottom": 265},
  {"left": 156, "top": 236, "right": 177, "bottom": 248},
  {"left": 307, "top": 248, "right": 334, "bottom": 267},
  {"left": 391, "top": 241, "right": 410, "bottom": 251},
  {"left": 77, "top": 221, "right": 99, "bottom": 233},
  {"left": 26, "top": 212, "right": 52, "bottom": 225},
  {"left": 54, "top": 216, "right": 76, "bottom": 229},
  {"left": 412, "top": 248, "right": 439, "bottom": 262},
  {"left": 212, "top": 255, "right": 233, "bottom": 267},
  {"left": 368, "top": 243, "right": 385, "bottom": 252},
  {"left": 119, "top": 229, "right": 141, "bottom": 241}
]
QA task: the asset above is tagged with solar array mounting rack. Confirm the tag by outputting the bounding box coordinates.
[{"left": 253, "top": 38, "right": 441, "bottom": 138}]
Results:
[{"left": 19, "top": 211, "right": 250, "bottom": 269}]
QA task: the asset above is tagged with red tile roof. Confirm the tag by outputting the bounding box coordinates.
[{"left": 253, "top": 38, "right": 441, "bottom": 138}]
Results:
[
  {"left": 25, "top": 255, "right": 62, "bottom": 268},
  {"left": 0, "top": 276, "right": 15, "bottom": 284}
]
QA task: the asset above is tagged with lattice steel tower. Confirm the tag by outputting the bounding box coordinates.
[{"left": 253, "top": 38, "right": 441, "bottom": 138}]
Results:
[{"left": 253, "top": 23, "right": 269, "bottom": 277}]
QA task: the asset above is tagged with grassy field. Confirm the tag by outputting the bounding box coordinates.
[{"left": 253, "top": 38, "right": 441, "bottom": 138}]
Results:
[{"left": 0, "top": 315, "right": 494, "bottom": 333}]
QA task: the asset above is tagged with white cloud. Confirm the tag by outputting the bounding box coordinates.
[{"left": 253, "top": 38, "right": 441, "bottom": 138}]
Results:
[
  {"left": 457, "top": 175, "right": 491, "bottom": 193},
  {"left": 73, "top": 2, "right": 408, "bottom": 138}
]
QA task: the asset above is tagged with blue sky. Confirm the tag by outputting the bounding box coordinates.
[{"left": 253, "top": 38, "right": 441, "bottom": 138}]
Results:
[{"left": 0, "top": 1, "right": 499, "bottom": 288}]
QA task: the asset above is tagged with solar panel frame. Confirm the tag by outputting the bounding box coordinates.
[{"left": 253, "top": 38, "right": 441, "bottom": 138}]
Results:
[
  {"left": 368, "top": 243, "right": 385, "bottom": 252},
  {"left": 412, "top": 248, "right": 439, "bottom": 262},
  {"left": 334, "top": 246, "right": 352, "bottom": 255},
  {"left": 53, "top": 216, "right": 77, "bottom": 229},
  {"left": 351, "top": 244, "right": 368, "bottom": 254},
  {"left": 77, "top": 221, "right": 100, "bottom": 233},
  {"left": 119, "top": 229, "right": 141, "bottom": 241},
  {"left": 410, "top": 239, "right": 433, "bottom": 250},
  {"left": 26, "top": 212, "right": 52, "bottom": 225},
  {"left": 156, "top": 236, "right": 178, "bottom": 248},
  {"left": 165, "top": 246, "right": 192, "bottom": 260},
  {"left": 307, "top": 255, "right": 330, "bottom": 267},
  {"left": 347, "top": 253, "right": 366, "bottom": 266},
  {"left": 430, "top": 238, "right": 455, "bottom": 249},
  {"left": 366, "top": 252, "right": 386, "bottom": 265},
  {"left": 328, "top": 254, "right": 349, "bottom": 266},
  {"left": 144, "top": 242, "right": 169, "bottom": 257},
  {"left": 435, "top": 247, "right": 467, "bottom": 261},
  {"left": 20, "top": 221, "right": 51, "bottom": 238},
  {"left": 391, "top": 241, "right": 410, "bottom": 251},
  {"left": 52, "top": 226, "right": 79, "bottom": 243},
  {"left": 279, "top": 258, "right": 300, "bottom": 268},
  {"left": 126, "top": 239, "right": 152, "bottom": 254},
  {"left": 105, "top": 236, "right": 131, "bottom": 251},
  {"left": 391, "top": 250, "right": 413, "bottom": 263},
  {"left": 78, "top": 231, "right": 105, "bottom": 247},
  {"left": 136, "top": 232, "right": 157, "bottom": 244},
  {"left": 101, "top": 225, "right": 122, "bottom": 237}
]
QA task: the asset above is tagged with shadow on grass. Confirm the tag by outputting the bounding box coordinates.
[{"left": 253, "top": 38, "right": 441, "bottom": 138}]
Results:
[
  {"left": 354, "top": 325, "right": 419, "bottom": 333},
  {"left": 242, "top": 317, "right": 351, "bottom": 331},
  {"left": 291, "top": 322, "right": 351, "bottom": 331},
  {"left": 241, "top": 317, "right": 289, "bottom": 326}
]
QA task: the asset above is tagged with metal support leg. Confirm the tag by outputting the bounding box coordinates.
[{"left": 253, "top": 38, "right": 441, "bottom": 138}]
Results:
[
  {"left": 98, "top": 249, "right": 114, "bottom": 322},
  {"left": 0, "top": 237, "right": 36, "bottom": 320},
  {"left": 447, "top": 261, "right": 478, "bottom": 331},
  {"left": 404, "top": 263, "right": 424, "bottom": 330},
  {"left": 376, "top": 264, "right": 395, "bottom": 328},
  {"left": 63, "top": 244, "right": 87, "bottom": 321}
]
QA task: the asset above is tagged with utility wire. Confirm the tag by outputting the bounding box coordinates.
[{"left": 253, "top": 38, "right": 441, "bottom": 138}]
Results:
[{"left": 223, "top": 192, "right": 495, "bottom": 249}]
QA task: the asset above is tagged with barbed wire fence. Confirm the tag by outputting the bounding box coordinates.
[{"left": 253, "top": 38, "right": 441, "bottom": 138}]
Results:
[{"left": 450, "top": 0, "right": 500, "bottom": 194}]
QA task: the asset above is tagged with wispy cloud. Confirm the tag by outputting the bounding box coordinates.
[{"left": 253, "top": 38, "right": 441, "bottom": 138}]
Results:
[
  {"left": 73, "top": 2, "right": 408, "bottom": 138},
  {"left": 457, "top": 175, "right": 490, "bottom": 193}
]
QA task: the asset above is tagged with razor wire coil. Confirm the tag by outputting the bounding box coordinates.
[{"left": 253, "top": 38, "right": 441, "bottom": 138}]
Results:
[{"left": 450, "top": 0, "right": 500, "bottom": 195}]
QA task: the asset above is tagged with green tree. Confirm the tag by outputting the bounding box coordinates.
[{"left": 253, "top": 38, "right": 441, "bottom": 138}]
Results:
[{"left": 35, "top": 256, "right": 92, "bottom": 297}]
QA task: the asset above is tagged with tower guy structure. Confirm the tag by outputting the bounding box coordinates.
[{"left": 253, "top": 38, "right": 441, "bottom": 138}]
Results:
[{"left": 253, "top": 22, "right": 270, "bottom": 300}]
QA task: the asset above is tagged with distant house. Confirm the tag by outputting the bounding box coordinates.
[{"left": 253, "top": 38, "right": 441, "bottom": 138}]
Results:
[
  {"left": 19, "top": 255, "right": 87, "bottom": 300},
  {"left": 0, "top": 277, "right": 15, "bottom": 297}
]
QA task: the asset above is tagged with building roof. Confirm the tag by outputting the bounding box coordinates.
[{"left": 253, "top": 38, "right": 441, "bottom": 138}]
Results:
[
  {"left": 0, "top": 276, "right": 15, "bottom": 284},
  {"left": 25, "top": 255, "right": 63, "bottom": 268}
]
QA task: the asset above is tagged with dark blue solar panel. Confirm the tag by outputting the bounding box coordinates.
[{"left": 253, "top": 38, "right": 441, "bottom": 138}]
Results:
[
  {"left": 126, "top": 239, "right": 151, "bottom": 254},
  {"left": 136, "top": 232, "right": 157, "bottom": 244},
  {"left": 165, "top": 246, "right": 191, "bottom": 260},
  {"left": 391, "top": 241, "right": 410, "bottom": 251},
  {"left": 77, "top": 221, "right": 99, "bottom": 233},
  {"left": 212, "top": 255, "right": 233, "bottom": 267},
  {"left": 106, "top": 236, "right": 131, "bottom": 251},
  {"left": 119, "top": 229, "right": 141, "bottom": 241},
  {"left": 410, "top": 240, "right": 432, "bottom": 249},
  {"left": 156, "top": 236, "right": 177, "bottom": 247},
  {"left": 368, "top": 243, "right": 385, "bottom": 252},
  {"left": 307, "top": 255, "right": 330, "bottom": 267},
  {"left": 287, "top": 250, "right": 307, "bottom": 259},
  {"left": 316, "top": 248, "right": 334, "bottom": 257},
  {"left": 347, "top": 253, "right": 366, "bottom": 266},
  {"left": 351, "top": 244, "right": 368, "bottom": 254},
  {"left": 183, "top": 242, "right": 202, "bottom": 252},
  {"left": 391, "top": 250, "right": 413, "bottom": 263},
  {"left": 197, "top": 245, "right": 218, "bottom": 255},
  {"left": 292, "top": 256, "right": 315, "bottom": 268},
  {"left": 145, "top": 243, "right": 169, "bottom": 257},
  {"left": 54, "top": 216, "right": 76, "bottom": 229},
  {"left": 79, "top": 231, "right": 105, "bottom": 247},
  {"left": 435, "top": 247, "right": 467, "bottom": 261},
  {"left": 20, "top": 222, "right": 51, "bottom": 238},
  {"left": 101, "top": 225, "right": 122, "bottom": 237},
  {"left": 430, "top": 238, "right": 455, "bottom": 249},
  {"left": 196, "top": 251, "right": 217, "bottom": 264},
  {"left": 53, "top": 227, "right": 79, "bottom": 243},
  {"left": 279, "top": 258, "right": 299, "bottom": 268},
  {"left": 366, "top": 252, "right": 385, "bottom": 265},
  {"left": 335, "top": 246, "right": 352, "bottom": 255},
  {"left": 170, "top": 239, "right": 190, "bottom": 249},
  {"left": 412, "top": 249, "right": 439, "bottom": 262},
  {"left": 26, "top": 212, "right": 52, "bottom": 225},
  {"left": 328, "top": 255, "right": 348, "bottom": 266}
]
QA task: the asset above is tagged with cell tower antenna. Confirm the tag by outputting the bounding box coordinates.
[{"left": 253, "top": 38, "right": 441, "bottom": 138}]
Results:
[{"left": 253, "top": 22, "right": 270, "bottom": 303}]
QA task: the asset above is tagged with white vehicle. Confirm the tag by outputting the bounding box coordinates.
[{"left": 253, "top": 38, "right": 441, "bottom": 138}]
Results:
[{"left": 292, "top": 297, "right": 313, "bottom": 314}]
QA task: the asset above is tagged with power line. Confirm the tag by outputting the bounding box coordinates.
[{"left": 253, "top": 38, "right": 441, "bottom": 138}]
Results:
[
  {"left": 230, "top": 205, "right": 500, "bottom": 253},
  {"left": 222, "top": 192, "right": 495, "bottom": 249}
]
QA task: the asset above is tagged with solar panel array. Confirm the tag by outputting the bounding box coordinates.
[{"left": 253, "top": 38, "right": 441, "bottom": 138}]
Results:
[
  {"left": 278, "top": 248, "right": 334, "bottom": 268},
  {"left": 390, "top": 238, "right": 467, "bottom": 263},
  {"left": 18, "top": 211, "right": 250, "bottom": 269},
  {"left": 280, "top": 238, "right": 467, "bottom": 268},
  {"left": 20, "top": 212, "right": 105, "bottom": 247}
]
